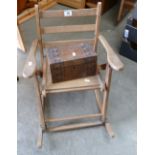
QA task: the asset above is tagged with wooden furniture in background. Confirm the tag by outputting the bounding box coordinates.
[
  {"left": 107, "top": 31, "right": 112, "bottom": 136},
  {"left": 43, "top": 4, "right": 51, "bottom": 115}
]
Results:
[
  {"left": 117, "top": 0, "right": 136, "bottom": 23},
  {"left": 17, "top": 0, "right": 57, "bottom": 53},
  {"left": 17, "top": 0, "right": 57, "bottom": 24},
  {"left": 57, "top": 0, "right": 118, "bottom": 14},
  {"left": 86, "top": 0, "right": 118, "bottom": 14},
  {"left": 17, "top": 0, "right": 38, "bottom": 15},
  {"left": 57, "top": 0, "right": 86, "bottom": 8},
  {"left": 23, "top": 2, "right": 124, "bottom": 147}
]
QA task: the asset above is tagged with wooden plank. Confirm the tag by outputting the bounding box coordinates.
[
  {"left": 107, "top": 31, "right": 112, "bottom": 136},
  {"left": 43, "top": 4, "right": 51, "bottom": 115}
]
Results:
[
  {"left": 17, "top": 25, "right": 26, "bottom": 52},
  {"left": 41, "top": 24, "right": 96, "bottom": 34},
  {"left": 47, "top": 121, "right": 103, "bottom": 132},
  {"left": 99, "top": 34, "right": 124, "bottom": 71},
  {"left": 45, "top": 113, "right": 102, "bottom": 122},
  {"left": 117, "top": 0, "right": 125, "bottom": 22},
  {"left": 46, "top": 72, "right": 102, "bottom": 91},
  {"left": 101, "top": 64, "right": 112, "bottom": 121},
  {"left": 86, "top": 2, "right": 97, "bottom": 8},
  {"left": 43, "top": 38, "right": 95, "bottom": 48},
  {"left": 40, "top": 8, "right": 97, "bottom": 18},
  {"left": 46, "top": 75, "right": 101, "bottom": 90},
  {"left": 57, "top": 0, "right": 85, "bottom": 9},
  {"left": 35, "top": 5, "right": 44, "bottom": 70},
  {"left": 17, "top": 0, "right": 57, "bottom": 24},
  {"left": 46, "top": 60, "right": 103, "bottom": 91},
  {"left": 46, "top": 85, "right": 100, "bottom": 93},
  {"left": 125, "top": 1, "right": 135, "bottom": 7},
  {"left": 34, "top": 75, "right": 46, "bottom": 130},
  {"left": 94, "top": 89, "right": 102, "bottom": 111},
  {"left": 42, "top": 58, "right": 47, "bottom": 90},
  {"left": 94, "top": 2, "right": 102, "bottom": 51}
]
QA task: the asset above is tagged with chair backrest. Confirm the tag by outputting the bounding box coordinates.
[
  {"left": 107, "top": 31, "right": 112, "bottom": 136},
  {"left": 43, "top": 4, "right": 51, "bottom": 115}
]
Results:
[{"left": 34, "top": 2, "right": 102, "bottom": 56}]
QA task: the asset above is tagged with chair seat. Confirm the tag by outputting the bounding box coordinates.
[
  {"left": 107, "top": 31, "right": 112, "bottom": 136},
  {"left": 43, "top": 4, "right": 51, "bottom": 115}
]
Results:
[{"left": 46, "top": 64, "right": 103, "bottom": 93}]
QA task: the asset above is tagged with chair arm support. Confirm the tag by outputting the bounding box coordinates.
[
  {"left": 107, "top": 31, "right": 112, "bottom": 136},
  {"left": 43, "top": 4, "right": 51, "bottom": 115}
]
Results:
[
  {"left": 23, "top": 39, "right": 39, "bottom": 78},
  {"left": 98, "top": 34, "right": 124, "bottom": 71}
]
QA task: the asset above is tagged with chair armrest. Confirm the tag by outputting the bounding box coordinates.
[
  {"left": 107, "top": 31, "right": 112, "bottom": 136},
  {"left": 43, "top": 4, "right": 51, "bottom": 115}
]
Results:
[
  {"left": 23, "top": 39, "right": 39, "bottom": 78},
  {"left": 98, "top": 34, "right": 124, "bottom": 71}
]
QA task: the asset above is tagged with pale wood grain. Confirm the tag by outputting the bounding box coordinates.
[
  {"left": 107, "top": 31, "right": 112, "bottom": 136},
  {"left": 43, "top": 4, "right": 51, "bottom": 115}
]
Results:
[
  {"left": 34, "top": 75, "right": 46, "bottom": 130},
  {"left": 35, "top": 5, "right": 44, "bottom": 69},
  {"left": 40, "top": 8, "right": 97, "bottom": 18},
  {"left": 41, "top": 24, "right": 96, "bottom": 34},
  {"left": 46, "top": 75, "right": 102, "bottom": 92},
  {"left": 43, "top": 38, "right": 95, "bottom": 48},
  {"left": 94, "top": 89, "right": 102, "bottom": 111},
  {"left": 99, "top": 34, "right": 124, "bottom": 71},
  {"left": 94, "top": 2, "right": 102, "bottom": 51},
  {"left": 45, "top": 113, "right": 102, "bottom": 122},
  {"left": 17, "top": 25, "right": 26, "bottom": 52},
  {"left": 101, "top": 64, "right": 112, "bottom": 121},
  {"left": 47, "top": 121, "right": 103, "bottom": 132}
]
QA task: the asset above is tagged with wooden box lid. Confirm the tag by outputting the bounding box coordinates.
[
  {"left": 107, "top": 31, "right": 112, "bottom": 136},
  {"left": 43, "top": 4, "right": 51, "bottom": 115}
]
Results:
[{"left": 47, "top": 43, "right": 97, "bottom": 67}]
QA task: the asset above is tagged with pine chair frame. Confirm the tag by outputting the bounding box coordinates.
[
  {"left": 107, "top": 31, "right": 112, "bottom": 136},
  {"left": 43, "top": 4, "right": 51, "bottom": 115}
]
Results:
[{"left": 23, "top": 2, "right": 124, "bottom": 148}]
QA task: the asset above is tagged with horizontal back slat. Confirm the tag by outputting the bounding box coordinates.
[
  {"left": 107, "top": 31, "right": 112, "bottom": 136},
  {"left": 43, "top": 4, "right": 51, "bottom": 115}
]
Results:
[
  {"left": 43, "top": 39, "right": 95, "bottom": 48},
  {"left": 40, "top": 8, "right": 97, "bottom": 18},
  {"left": 41, "top": 24, "right": 96, "bottom": 34}
]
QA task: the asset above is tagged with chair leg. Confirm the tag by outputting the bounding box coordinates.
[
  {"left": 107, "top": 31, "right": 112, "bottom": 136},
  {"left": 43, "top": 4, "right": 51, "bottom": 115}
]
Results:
[
  {"left": 94, "top": 89, "right": 102, "bottom": 112},
  {"left": 37, "top": 127, "right": 43, "bottom": 148},
  {"left": 101, "top": 64, "right": 112, "bottom": 121},
  {"left": 100, "top": 64, "right": 115, "bottom": 137},
  {"left": 105, "top": 122, "right": 115, "bottom": 138},
  {"left": 34, "top": 75, "right": 46, "bottom": 131}
]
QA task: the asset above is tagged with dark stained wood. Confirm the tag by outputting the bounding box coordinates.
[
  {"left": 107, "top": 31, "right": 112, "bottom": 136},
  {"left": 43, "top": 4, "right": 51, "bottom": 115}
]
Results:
[
  {"left": 47, "top": 43, "right": 97, "bottom": 83},
  {"left": 117, "top": 0, "right": 136, "bottom": 23},
  {"left": 17, "top": 0, "right": 57, "bottom": 24},
  {"left": 57, "top": 0, "right": 85, "bottom": 9},
  {"left": 17, "top": 0, "right": 37, "bottom": 15},
  {"left": 100, "top": 63, "right": 107, "bottom": 70},
  {"left": 86, "top": 0, "right": 118, "bottom": 15}
]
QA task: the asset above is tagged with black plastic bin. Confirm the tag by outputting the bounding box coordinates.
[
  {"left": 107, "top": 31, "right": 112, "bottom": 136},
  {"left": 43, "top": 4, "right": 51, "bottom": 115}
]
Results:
[{"left": 120, "top": 39, "right": 137, "bottom": 62}]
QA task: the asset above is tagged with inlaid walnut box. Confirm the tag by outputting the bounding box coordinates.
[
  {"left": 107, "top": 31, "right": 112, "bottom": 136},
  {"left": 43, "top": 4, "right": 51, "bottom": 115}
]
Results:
[{"left": 47, "top": 43, "right": 97, "bottom": 83}]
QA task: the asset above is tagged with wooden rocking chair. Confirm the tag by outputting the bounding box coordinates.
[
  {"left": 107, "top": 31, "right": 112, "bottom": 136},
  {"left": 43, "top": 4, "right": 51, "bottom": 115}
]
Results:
[{"left": 23, "top": 2, "right": 124, "bottom": 148}]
